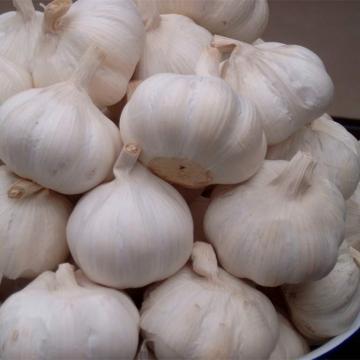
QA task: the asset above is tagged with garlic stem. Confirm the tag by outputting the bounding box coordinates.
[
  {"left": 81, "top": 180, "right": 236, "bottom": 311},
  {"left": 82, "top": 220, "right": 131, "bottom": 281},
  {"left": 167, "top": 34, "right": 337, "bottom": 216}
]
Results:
[
  {"left": 71, "top": 45, "right": 105, "bottom": 89},
  {"left": 211, "top": 34, "right": 240, "bottom": 53},
  {"left": 12, "top": 0, "right": 35, "bottom": 21},
  {"left": 191, "top": 242, "right": 219, "bottom": 280},
  {"left": 43, "top": 0, "right": 72, "bottom": 33},
  {"left": 270, "top": 152, "right": 316, "bottom": 198},
  {"left": 195, "top": 47, "right": 221, "bottom": 77},
  {"left": 113, "top": 144, "right": 141, "bottom": 178},
  {"left": 55, "top": 263, "right": 78, "bottom": 289},
  {"left": 8, "top": 179, "right": 44, "bottom": 199}
]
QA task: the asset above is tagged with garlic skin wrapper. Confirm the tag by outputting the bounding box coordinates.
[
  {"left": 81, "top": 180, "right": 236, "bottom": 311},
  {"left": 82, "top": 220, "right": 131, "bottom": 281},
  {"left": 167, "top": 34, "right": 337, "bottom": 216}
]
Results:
[
  {"left": 0, "top": 47, "right": 122, "bottom": 195},
  {"left": 153, "top": 0, "right": 269, "bottom": 42},
  {"left": 32, "top": 0, "right": 145, "bottom": 107},
  {"left": 283, "top": 242, "right": 360, "bottom": 343},
  {"left": 140, "top": 242, "right": 279, "bottom": 359},
  {"left": 269, "top": 313, "right": 309, "bottom": 360},
  {"left": 134, "top": 1, "right": 211, "bottom": 79},
  {"left": 120, "top": 52, "right": 267, "bottom": 188},
  {"left": 267, "top": 114, "right": 360, "bottom": 199},
  {"left": 0, "top": 264, "right": 140, "bottom": 359},
  {"left": 214, "top": 36, "right": 334, "bottom": 145},
  {"left": 0, "top": 55, "right": 32, "bottom": 104},
  {"left": 205, "top": 152, "right": 346, "bottom": 286},
  {"left": 345, "top": 182, "right": 360, "bottom": 250},
  {"left": 0, "top": 166, "right": 72, "bottom": 281},
  {"left": 0, "top": 0, "right": 42, "bottom": 69},
  {"left": 67, "top": 144, "right": 193, "bottom": 289}
]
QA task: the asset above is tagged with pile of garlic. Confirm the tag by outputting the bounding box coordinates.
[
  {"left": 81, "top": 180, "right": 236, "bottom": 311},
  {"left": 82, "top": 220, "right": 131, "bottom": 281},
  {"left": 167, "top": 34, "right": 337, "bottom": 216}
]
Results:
[{"left": 0, "top": 0, "right": 359, "bottom": 359}]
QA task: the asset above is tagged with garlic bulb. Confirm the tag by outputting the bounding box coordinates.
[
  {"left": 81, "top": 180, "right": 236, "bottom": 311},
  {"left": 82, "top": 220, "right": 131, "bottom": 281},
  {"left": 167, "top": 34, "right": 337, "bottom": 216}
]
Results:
[
  {"left": 67, "top": 144, "right": 193, "bottom": 289},
  {"left": 213, "top": 36, "right": 334, "bottom": 145},
  {"left": 32, "top": 0, "right": 145, "bottom": 107},
  {"left": 0, "top": 264, "right": 140, "bottom": 359},
  {"left": 134, "top": 1, "right": 211, "bottom": 79},
  {"left": 269, "top": 313, "right": 309, "bottom": 360},
  {"left": 267, "top": 114, "right": 360, "bottom": 199},
  {"left": 0, "top": 166, "right": 72, "bottom": 282},
  {"left": 0, "top": 0, "right": 42, "bottom": 69},
  {"left": 0, "top": 55, "right": 32, "bottom": 104},
  {"left": 283, "top": 242, "right": 360, "bottom": 342},
  {"left": 0, "top": 46, "right": 122, "bottom": 195},
  {"left": 190, "top": 196, "right": 210, "bottom": 242},
  {"left": 120, "top": 49, "right": 266, "bottom": 188},
  {"left": 140, "top": 241, "right": 279, "bottom": 359},
  {"left": 205, "top": 152, "right": 346, "bottom": 286},
  {"left": 152, "top": 0, "right": 269, "bottom": 42},
  {"left": 345, "top": 182, "right": 360, "bottom": 250}
]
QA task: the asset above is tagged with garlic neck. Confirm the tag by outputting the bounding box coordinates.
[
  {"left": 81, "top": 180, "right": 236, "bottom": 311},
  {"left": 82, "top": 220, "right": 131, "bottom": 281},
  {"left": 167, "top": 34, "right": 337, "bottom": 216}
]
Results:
[
  {"left": 113, "top": 144, "right": 141, "bottom": 178},
  {"left": 136, "top": 0, "right": 161, "bottom": 31},
  {"left": 13, "top": 0, "right": 35, "bottom": 21},
  {"left": 191, "top": 242, "right": 219, "bottom": 281},
  {"left": 43, "top": 0, "right": 72, "bottom": 33},
  {"left": 195, "top": 47, "right": 221, "bottom": 77},
  {"left": 8, "top": 178, "right": 45, "bottom": 199},
  {"left": 55, "top": 263, "right": 78, "bottom": 289},
  {"left": 211, "top": 35, "right": 240, "bottom": 55},
  {"left": 270, "top": 152, "right": 316, "bottom": 198}
]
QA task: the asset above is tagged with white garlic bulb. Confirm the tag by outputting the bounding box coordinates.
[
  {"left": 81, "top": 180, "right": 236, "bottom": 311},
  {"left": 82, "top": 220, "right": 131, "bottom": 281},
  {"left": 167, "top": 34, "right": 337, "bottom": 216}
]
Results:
[
  {"left": 32, "top": 0, "right": 145, "bottom": 107},
  {"left": 0, "top": 46, "right": 122, "bottom": 195},
  {"left": 120, "top": 49, "right": 266, "bottom": 188},
  {"left": 140, "top": 241, "right": 280, "bottom": 359},
  {"left": 345, "top": 182, "right": 360, "bottom": 250},
  {"left": 67, "top": 144, "right": 193, "bottom": 289},
  {"left": 0, "top": 166, "right": 72, "bottom": 282},
  {"left": 269, "top": 313, "right": 309, "bottom": 360},
  {"left": 0, "top": 264, "right": 140, "bottom": 359},
  {"left": 190, "top": 196, "right": 210, "bottom": 242},
  {"left": 283, "top": 242, "right": 360, "bottom": 343},
  {"left": 152, "top": 0, "right": 269, "bottom": 42},
  {"left": 213, "top": 36, "right": 334, "bottom": 145},
  {"left": 205, "top": 152, "right": 346, "bottom": 286},
  {"left": 134, "top": 1, "right": 211, "bottom": 79},
  {"left": 0, "top": 55, "right": 32, "bottom": 104},
  {"left": 0, "top": 0, "right": 42, "bottom": 69},
  {"left": 267, "top": 114, "right": 360, "bottom": 199}
]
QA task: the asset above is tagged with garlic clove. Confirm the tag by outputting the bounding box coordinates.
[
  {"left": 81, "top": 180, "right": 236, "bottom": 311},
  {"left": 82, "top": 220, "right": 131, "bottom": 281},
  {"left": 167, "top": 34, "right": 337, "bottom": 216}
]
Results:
[{"left": 0, "top": 46, "right": 122, "bottom": 195}]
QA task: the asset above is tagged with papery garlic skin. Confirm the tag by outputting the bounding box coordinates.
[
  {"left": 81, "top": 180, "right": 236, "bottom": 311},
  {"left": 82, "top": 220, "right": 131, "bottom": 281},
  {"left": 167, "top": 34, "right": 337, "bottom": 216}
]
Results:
[
  {"left": 205, "top": 152, "right": 346, "bottom": 286},
  {"left": 67, "top": 145, "right": 193, "bottom": 289},
  {"left": 283, "top": 242, "right": 360, "bottom": 342},
  {"left": 152, "top": 0, "right": 269, "bottom": 42},
  {"left": 120, "top": 72, "right": 266, "bottom": 188},
  {"left": 0, "top": 55, "right": 32, "bottom": 104},
  {"left": 345, "top": 182, "right": 360, "bottom": 250},
  {"left": 140, "top": 242, "right": 279, "bottom": 359},
  {"left": 32, "top": 0, "right": 145, "bottom": 107},
  {"left": 0, "top": 166, "right": 72, "bottom": 281},
  {"left": 215, "top": 37, "right": 334, "bottom": 145},
  {"left": 269, "top": 313, "right": 309, "bottom": 360},
  {"left": 0, "top": 0, "right": 42, "bottom": 69},
  {"left": 0, "top": 48, "right": 122, "bottom": 195},
  {"left": 267, "top": 114, "right": 360, "bottom": 199},
  {"left": 0, "top": 264, "right": 139, "bottom": 359}
]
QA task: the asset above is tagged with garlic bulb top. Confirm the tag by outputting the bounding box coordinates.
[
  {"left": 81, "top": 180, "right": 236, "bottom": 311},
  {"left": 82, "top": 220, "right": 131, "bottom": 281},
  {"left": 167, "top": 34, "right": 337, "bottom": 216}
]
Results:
[
  {"left": 120, "top": 49, "right": 266, "bottom": 188},
  {"left": 0, "top": 46, "right": 122, "bottom": 195},
  {"left": 153, "top": 0, "right": 269, "bottom": 42},
  {"left": 0, "top": 166, "right": 72, "bottom": 282},
  {"left": 213, "top": 36, "right": 334, "bottom": 145},
  {"left": 269, "top": 313, "right": 309, "bottom": 360},
  {"left": 134, "top": 1, "right": 212, "bottom": 79},
  {"left": 140, "top": 242, "right": 279, "bottom": 359},
  {"left": 67, "top": 144, "right": 193, "bottom": 289},
  {"left": 0, "top": 55, "right": 32, "bottom": 105},
  {"left": 0, "top": 0, "right": 42, "bottom": 69},
  {"left": 0, "top": 264, "right": 140, "bottom": 359},
  {"left": 283, "top": 242, "right": 360, "bottom": 342},
  {"left": 205, "top": 152, "right": 346, "bottom": 287},
  {"left": 267, "top": 114, "right": 360, "bottom": 199},
  {"left": 32, "top": 0, "right": 145, "bottom": 107},
  {"left": 345, "top": 182, "right": 360, "bottom": 250}
]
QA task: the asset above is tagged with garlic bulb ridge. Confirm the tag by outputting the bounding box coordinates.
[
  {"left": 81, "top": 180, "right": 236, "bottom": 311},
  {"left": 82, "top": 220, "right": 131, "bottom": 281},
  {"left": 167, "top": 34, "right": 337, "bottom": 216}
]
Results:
[
  {"left": 0, "top": 264, "right": 140, "bottom": 359},
  {"left": 0, "top": 46, "right": 122, "bottom": 195},
  {"left": 140, "top": 241, "right": 280, "bottom": 359},
  {"left": 213, "top": 36, "right": 334, "bottom": 145},
  {"left": 67, "top": 144, "right": 194, "bottom": 289},
  {"left": 0, "top": 166, "right": 72, "bottom": 282},
  {"left": 32, "top": 0, "right": 145, "bottom": 106},
  {"left": 205, "top": 152, "right": 346, "bottom": 286}
]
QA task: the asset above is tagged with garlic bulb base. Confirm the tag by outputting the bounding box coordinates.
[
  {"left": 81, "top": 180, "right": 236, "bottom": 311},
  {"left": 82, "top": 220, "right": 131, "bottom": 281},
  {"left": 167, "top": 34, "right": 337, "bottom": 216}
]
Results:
[
  {"left": 7, "top": 179, "right": 44, "bottom": 199},
  {"left": 43, "top": 0, "right": 72, "bottom": 33}
]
